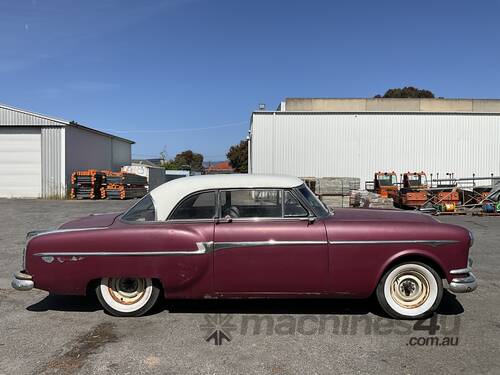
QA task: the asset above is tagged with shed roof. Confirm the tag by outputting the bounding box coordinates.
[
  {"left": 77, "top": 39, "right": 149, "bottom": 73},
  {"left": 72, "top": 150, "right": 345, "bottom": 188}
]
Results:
[{"left": 0, "top": 103, "right": 134, "bottom": 144}]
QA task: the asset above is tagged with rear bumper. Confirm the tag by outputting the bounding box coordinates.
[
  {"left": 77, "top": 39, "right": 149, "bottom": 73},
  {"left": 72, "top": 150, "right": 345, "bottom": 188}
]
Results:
[{"left": 11, "top": 271, "right": 34, "bottom": 291}]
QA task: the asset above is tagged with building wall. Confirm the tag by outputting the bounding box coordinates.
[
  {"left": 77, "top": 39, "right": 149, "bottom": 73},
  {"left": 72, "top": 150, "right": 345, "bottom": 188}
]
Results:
[
  {"left": 250, "top": 112, "right": 500, "bottom": 183},
  {"left": 41, "top": 127, "right": 65, "bottom": 198},
  {"left": 284, "top": 98, "right": 500, "bottom": 113},
  {"left": 65, "top": 126, "right": 131, "bottom": 183},
  {"left": 112, "top": 138, "right": 132, "bottom": 171}
]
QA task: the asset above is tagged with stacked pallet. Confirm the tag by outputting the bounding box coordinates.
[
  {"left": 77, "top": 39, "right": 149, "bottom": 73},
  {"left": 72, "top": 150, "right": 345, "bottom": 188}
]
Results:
[
  {"left": 105, "top": 172, "right": 147, "bottom": 186},
  {"left": 301, "top": 177, "right": 360, "bottom": 208},
  {"left": 106, "top": 184, "right": 148, "bottom": 199},
  {"left": 70, "top": 170, "right": 106, "bottom": 199},
  {"left": 70, "top": 170, "right": 148, "bottom": 200},
  {"left": 350, "top": 190, "right": 395, "bottom": 209},
  {"left": 105, "top": 172, "right": 148, "bottom": 200}
]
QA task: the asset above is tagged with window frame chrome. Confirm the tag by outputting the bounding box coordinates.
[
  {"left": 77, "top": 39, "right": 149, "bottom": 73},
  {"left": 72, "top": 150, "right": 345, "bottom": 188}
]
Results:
[{"left": 120, "top": 185, "right": 319, "bottom": 225}]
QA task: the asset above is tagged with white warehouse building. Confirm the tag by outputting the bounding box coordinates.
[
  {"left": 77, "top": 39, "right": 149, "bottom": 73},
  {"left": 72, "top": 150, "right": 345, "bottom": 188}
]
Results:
[
  {"left": 249, "top": 98, "right": 500, "bottom": 184},
  {"left": 0, "top": 104, "right": 134, "bottom": 198}
]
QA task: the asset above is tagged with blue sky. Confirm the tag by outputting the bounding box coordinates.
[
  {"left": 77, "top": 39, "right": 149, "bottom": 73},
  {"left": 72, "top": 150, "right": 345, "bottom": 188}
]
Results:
[{"left": 1, "top": 0, "right": 499, "bottom": 161}]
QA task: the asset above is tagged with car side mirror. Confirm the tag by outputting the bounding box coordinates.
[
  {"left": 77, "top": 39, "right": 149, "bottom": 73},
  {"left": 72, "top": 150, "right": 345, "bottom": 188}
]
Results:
[{"left": 308, "top": 215, "right": 316, "bottom": 224}]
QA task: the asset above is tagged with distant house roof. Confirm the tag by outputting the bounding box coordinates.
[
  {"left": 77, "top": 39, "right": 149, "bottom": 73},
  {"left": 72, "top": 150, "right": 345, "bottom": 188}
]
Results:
[
  {"left": 206, "top": 161, "right": 234, "bottom": 174},
  {"left": 0, "top": 103, "right": 134, "bottom": 144}
]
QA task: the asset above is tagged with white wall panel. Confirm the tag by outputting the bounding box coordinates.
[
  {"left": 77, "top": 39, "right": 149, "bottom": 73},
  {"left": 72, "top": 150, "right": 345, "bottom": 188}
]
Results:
[
  {"left": 41, "top": 127, "right": 65, "bottom": 198},
  {"left": 251, "top": 113, "right": 500, "bottom": 184},
  {"left": 0, "top": 128, "right": 41, "bottom": 197},
  {"left": 112, "top": 138, "right": 132, "bottom": 171}
]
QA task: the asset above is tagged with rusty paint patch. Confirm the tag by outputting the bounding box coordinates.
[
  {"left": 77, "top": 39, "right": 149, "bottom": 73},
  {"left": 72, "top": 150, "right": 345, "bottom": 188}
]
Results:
[{"left": 36, "top": 322, "right": 118, "bottom": 374}]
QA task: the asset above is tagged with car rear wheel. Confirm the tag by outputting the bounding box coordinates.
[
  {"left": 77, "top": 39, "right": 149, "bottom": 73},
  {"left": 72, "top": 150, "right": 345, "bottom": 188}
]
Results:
[
  {"left": 376, "top": 262, "right": 443, "bottom": 319},
  {"left": 96, "top": 277, "right": 160, "bottom": 317}
]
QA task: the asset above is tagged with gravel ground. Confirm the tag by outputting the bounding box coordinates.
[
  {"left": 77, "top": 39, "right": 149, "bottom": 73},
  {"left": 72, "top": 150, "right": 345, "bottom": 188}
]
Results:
[{"left": 0, "top": 199, "right": 498, "bottom": 374}]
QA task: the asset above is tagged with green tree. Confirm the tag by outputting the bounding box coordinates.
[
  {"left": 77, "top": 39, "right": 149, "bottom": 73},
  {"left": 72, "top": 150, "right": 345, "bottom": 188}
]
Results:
[
  {"left": 226, "top": 140, "right": 248, "bottom": 173},
  {"left": 171, "top": 150, "right": 204, "bottom": 172},
  {"left": 374, "top": 86, "right": 435, "bottom": 98}
]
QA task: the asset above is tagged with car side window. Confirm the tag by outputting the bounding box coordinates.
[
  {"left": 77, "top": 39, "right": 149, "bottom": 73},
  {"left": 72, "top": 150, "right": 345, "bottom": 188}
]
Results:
[
  {"left": 220, "top": 189, "right": 282, "bottom": 218},
  {"left": 170, "top": 191, "right": 216, "bottom": 220},
  {"left": 122, "top": 195, "right": 156, "bottom": 222},
  {"left": 284, "top": 190, "right": 308, "bottom": 217}
]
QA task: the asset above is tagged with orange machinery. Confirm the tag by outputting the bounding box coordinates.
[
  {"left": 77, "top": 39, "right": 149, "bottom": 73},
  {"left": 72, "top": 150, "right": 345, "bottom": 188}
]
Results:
[
  {"left": 393, "top": 172, "right": 429, "bottom": 208},
  {"left": 432, "top": 190, "right": 460, "bottom": 206},
  {"left": 374, "top": 172, "right": 398, "bottom": 198}
]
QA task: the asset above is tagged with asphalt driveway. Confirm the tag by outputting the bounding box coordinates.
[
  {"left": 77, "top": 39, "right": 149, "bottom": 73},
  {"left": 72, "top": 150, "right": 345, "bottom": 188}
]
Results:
[{"left": 0, "top": 199, "right": 498, "bottom": 374}]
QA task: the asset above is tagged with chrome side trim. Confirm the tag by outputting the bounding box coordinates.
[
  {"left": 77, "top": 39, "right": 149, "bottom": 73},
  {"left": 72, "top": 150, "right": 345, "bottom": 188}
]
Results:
[
  {"left": 214, "top": 240, "right": 327, "bottom": 251},
  {"left": 34, "top": 241, "right": 214, "bottom": 258},
  {"left": 329, "top": 239, "right": 459, "bottom": 247},
  {"left": 27, "top": 227, "right": 109, "bottom": 246},
  {"left": 33, "top": 240, "right": 327, "bottom": 258}
]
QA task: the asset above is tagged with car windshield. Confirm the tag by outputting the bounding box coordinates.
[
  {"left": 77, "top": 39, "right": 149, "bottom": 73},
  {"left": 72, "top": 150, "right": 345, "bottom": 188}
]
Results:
[
  {"left": 122, "top": 194, "right": 157, "bottom": 222},
  {"left": 297, "top": 184, "right": 329, "bottom": 217}
]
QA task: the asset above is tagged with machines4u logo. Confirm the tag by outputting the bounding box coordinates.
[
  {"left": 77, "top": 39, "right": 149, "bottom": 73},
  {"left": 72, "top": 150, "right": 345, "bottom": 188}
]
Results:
[{"left": 200, "top": 314, "right": 237, "bottom": 345}]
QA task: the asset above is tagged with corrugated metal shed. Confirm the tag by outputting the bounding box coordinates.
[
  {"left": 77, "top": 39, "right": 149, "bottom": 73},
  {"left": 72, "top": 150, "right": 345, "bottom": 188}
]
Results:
[
  {"left": 0, "top": 103, "right": 134, "bottom": 198},
  {"left": 250, "top": 111, "right": 500, "bottom": 184},
  {"left": 0, "top": 104, "right": 67, "bottom": 126}
]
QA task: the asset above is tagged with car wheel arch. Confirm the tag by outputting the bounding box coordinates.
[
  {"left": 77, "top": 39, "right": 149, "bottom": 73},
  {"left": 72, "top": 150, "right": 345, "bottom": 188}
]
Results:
[
  {"left": 374, "top": 251, "right": 446, "bottom": 294},
  {"left": 85, "top": 277, "right": 165, "bottom": 297}
]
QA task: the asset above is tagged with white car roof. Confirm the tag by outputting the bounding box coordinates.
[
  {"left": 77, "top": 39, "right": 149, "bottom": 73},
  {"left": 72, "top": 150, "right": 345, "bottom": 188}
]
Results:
[{"left": 150, "top": 174, "right": 303, "bottom": 220}]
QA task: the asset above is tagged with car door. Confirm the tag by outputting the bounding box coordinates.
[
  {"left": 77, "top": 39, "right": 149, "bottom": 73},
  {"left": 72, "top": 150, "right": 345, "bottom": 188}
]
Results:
[{"left": 213, "top": 189, "right": 329, "bottom": 295}]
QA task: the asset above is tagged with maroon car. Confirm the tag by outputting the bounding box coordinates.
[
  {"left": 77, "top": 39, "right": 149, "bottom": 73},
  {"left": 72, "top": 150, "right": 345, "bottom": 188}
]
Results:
[{"left": 12, "top": 174, "right": 476, "bottom": 318}]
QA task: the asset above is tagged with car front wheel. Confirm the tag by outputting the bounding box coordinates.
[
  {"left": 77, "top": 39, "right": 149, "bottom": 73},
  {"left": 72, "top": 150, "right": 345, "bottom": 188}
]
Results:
[
  {"left": 376, "top": 262, "right": 443, "bottom": 319},
  {"left": 96, "top": 277, "right": 160, "bottom": 317}
]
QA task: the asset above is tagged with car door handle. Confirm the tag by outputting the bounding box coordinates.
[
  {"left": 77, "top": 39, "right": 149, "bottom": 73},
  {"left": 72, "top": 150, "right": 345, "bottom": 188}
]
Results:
[{"left": 214, "top": 215, "right": 233, "bottom": 224}]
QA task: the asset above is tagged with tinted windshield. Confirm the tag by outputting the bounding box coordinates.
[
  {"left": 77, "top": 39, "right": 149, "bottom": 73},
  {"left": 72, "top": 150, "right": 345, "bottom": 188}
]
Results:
[{"left": 297, "top": 184, "right": 329, "bottom": 217}]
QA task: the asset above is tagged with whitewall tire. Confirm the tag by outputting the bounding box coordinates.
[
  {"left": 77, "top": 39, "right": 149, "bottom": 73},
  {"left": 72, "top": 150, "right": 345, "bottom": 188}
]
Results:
[
  {"left": 96, "top": 277, "right": 160, "bottom": 317},
  {"left": 376, "top": 262, "right": 443, "bottom": 319}
]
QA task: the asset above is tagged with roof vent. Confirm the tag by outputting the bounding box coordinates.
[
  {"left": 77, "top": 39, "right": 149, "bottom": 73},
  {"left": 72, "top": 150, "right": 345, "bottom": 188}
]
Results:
[{"left": 258, "top": 103, "right": 266, "bottom": 111}]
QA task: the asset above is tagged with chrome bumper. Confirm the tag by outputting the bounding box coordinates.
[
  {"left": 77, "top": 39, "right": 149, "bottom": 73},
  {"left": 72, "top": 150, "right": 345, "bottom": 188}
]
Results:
[
  {"left": 449, "top": 258, "right": 477, "bottom": 293},
  {"left": 11, "top": 271, "right": 34, "bottom": 291},
  {"left": 449, "top": 273, "right": 477, "bottom": 293}
]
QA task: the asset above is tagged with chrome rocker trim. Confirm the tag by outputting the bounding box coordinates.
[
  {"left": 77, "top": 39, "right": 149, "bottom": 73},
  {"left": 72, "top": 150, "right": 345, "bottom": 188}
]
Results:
[{"left": 11, "top": 272, "right": 34, "bottom": 291}]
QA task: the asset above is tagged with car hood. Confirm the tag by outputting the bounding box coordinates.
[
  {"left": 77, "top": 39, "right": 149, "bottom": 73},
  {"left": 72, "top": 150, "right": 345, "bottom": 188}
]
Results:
[
  {"left": 328, "top": 208, "right": 437, "bottom": 223},
  {"left": 58, "top": 212, "right": 122, "bottom": 230}
]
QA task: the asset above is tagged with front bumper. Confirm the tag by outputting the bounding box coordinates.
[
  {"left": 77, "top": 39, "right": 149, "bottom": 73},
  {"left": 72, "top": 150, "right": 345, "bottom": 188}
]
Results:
[
  {"left": 449, "top": 273, "right": 477, "bottom": 293},
  {"left": 11, "top": 271, "right": 34, "bottom": 291},
  {"left": 448, "top": 258, "right": 477, "bottom": 293}
]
